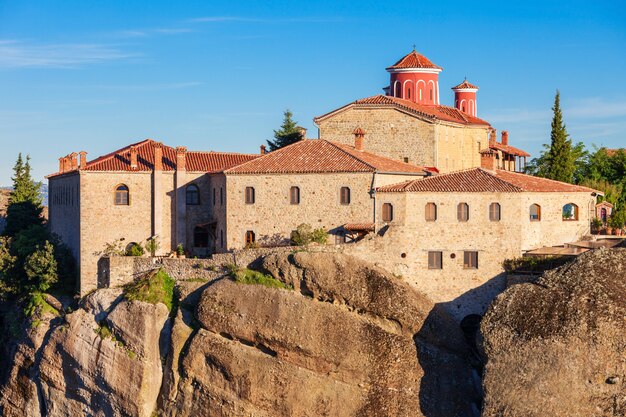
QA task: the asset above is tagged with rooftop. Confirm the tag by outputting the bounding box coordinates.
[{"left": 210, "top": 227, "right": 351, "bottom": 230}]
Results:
[
  {"left": 315, "top": 94, "right": 490, "bottom": 126},
  {"left": 489, "top": 141, "right": 531, "bottom": 157},
  {"left": 377, "top": 167, "right": 600, "bottom": 193},
  {"left": 452, "top": 79, "right": 479, "bottom": 90},
  {"left": 386, "top": 50, "right": 442, "bottom": 71},
  {"left": 224, "top": 139, "right": 429, "bottom": 175}
]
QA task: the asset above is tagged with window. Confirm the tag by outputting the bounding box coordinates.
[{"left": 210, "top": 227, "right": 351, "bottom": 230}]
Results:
[
  {"left": 463, "top": 251, "right": 478, "bottom": 269},
  {"left": 562, "top": 203, "right": 579, "bottom": 221},
  {"left": 245, "top": 230, "right": 255, "bottom": 245},
  {"left": 407, "top": 88, "right": 411, "bottom": 99},
  {"left": 186, "top": 184, "right": 200, "bottom": 205},
  {"left": 428, "top": 251, "right": 442, "bottom": 269},
  {"left": 335, "top": 232, "right": 346, "bottom": 245},
  {"left": 403, "top": 157, "right": 409, "bottom": 163},
  {"left": 382, "top": 203, "right": 394, "bottom": 222},
  {"left": 429, "top": 89, "right": 433, "bottom": 100},
  {"left": 193, "top": 226, "right": 209, "bottom": 248},
  {"left": 245, "top": 187, "right": 255, "bottom": 204},
  {"left": 114, "top": 184, "right": 129, "bottom": 205},
  {"left": 340, "top": 187, "right": 351, "bottom": 205},
  {"left": 213, "top": 188, "right": 216, "bottom": 206},
  {"left": 290, "top": 186, "right": 300, "bottom": 205},
  {"left": 220, "top": 187, "right": 223, "bottom": 205},
  {"left": 530, "top": 204, "right": 541, "bottom": 221},
  {"left": 425, "top": 203, "right": 437, "bottom": 222},
  {"left": 489, "top": 202, "right": 501, "bottom": 221},
  {"left": 457, "top": 203, "right": 469, "bottom": 222}
]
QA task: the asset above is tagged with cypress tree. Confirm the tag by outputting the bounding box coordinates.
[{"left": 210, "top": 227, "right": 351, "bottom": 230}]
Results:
[
  {"left": 266, "top": 110, "right": 304, "bottom": 152},
  {"left": 4, "top": 154, "right": 43, "bottom": 237},
  {"left": 545, "top": 90, "right": 575, "bottom": 183}
]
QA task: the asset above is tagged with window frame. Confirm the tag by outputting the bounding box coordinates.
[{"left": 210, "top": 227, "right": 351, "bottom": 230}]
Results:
[
  {"left": 425, "top": 202, "right": 437, "bottom": 222},
  {"left": 245, "top": 230, "right": 256, "bottom": 245},
  {"left": 340, "top": 187, "right": 351, "bottom": 205},
  {"left": 428, "top": 251, "right": 443, "bottom": 270},
  {"left": 463, "top": 251, "right": 478, "bottom": 269},
  {"left": 562, "top": 203, "right": 579, "bottom": 221},
  {"left": 193, "top": 226, "right": 209, "bottom": 248},
  {"left": 186, "top": 184, "right": 200, "bottom": 206},
  {"left": 489, "top": 202, "right": 501, "bottom": 222},
  {"left": 245, "top": 186, "right": 255, "bottom": 205},
  {"left": 382, "top": 203, "right": 394, "bottom": 222},
  {"left": 530, "top": 204, "right": 541, "bottom": 221},
  {"left": 457, "top": 203, "right": 469, "bottom": 222},
  {"left": 114, "top": 184, "right": 130, "bottom": 206},
  {"left": 290, "top": 186, "right": 300, "bottom": 205}
]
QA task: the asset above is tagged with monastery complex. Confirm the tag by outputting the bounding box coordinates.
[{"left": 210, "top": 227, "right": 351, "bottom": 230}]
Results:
[{"left": 47, "top": 50, "right": 601, "bottom": 318}]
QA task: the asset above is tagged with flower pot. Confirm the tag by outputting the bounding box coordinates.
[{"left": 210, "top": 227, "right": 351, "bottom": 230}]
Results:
[
  {"left": 616, "top": 229, "right": 623, "bottom": 236},
  {"left": 606, "top": 227, "right": 613, "bottom": 235},
  {"left": 177, "top": 254, "right": 186, "bottom": 259}
]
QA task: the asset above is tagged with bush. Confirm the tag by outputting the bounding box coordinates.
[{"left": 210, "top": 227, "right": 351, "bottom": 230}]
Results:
[
  {"left": 229, "top": 267, "right": 292, "bottom": 290},
  {"left": 145, "top": 236, "right": 160, "bottom": 257},
  {"left": 24, "top": 241, "right": 58, "bottom": 292},
  {"left": 502, "top": 256, "right": 571, "bottom": 273},
  {"left": 291, "top": 223, "right": 328, "bottom": 246},
  {"left": 124, "top": 268, "right": 175, "bottom": 311},
  {"left": 176, "top": 244, "right": 184, "bottom": 256},
  {"left": 126, "top": 243, "right": 144, "bottom": 257},
  {"left": 608, "top": 210, "right": 625, "bottom": 229}
]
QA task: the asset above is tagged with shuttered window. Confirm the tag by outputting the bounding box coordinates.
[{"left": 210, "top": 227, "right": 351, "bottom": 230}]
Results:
[
  {"left": 290, "top": 186, "right": 300, "bottom": 205},
  {"left": 530, "top": 204, "right": 541, "bottom": 221},
  {"left": 186, "top": 184, "right": 200, "bottom": 205},
  {"left": 245, "top": 187, "right": 255, "bottom": 204},
  {"left": 245, "top": 230, "right": 255, "bottom": 245},
  {"left": 340, "top": 187, "right": 351, "bottom": 205},
  {"left": 489, "top": 203, "right": 501, "bottom": 221},
  {"left": 382, "top": 203, "right": 394, "bottom": 222},
  {"left": 114, "top": 185, "right": 129, "bottom": 205},
  {"left": 457, "top": 203, "right": 469, "bottom": 222},
  {"left": 425, "top": 203, "right": 437, "bottom": 221},
  {"left": 463, "top": 251, "right": 478, "bottom": 269},
  {"left": 428, "top": 251, "right": 442, "bottom": 269}
]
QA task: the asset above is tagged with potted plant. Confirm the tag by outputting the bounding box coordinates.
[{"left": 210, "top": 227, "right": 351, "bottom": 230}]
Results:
[
  {"left": 176, "top": 243, "right": 185, "bottom": 259},
  {"left": 591, "top": 217, "right": 603, "bottom": 234},
  {"left": 607, "top": 213, "right": 621, "bottom": 236}
]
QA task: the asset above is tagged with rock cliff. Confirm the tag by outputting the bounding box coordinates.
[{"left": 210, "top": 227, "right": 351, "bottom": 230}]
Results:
[
  {"left": 0, "top": 252, "right": 477, "bottom": 417},
  {"left": 481, "top": 248, "right": 626, "bottom": 417}
]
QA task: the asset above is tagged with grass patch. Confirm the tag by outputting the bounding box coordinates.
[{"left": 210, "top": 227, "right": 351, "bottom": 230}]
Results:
[
  {"left": 230, "top": 267, "right": 292, "bottom": 290},
  {"left": 23, "top": 292, "right": 59, "bottom": 321},
  {"left": 124, "top": 269, "right": 175, "bottom": 311}
]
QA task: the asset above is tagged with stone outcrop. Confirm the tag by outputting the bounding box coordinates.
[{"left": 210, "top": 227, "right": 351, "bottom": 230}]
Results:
[{"left": 481, "top": 248, "right": 626, "bottom": 417}]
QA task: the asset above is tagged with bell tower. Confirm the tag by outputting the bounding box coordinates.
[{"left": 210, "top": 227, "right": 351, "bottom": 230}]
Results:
[
  {"left": 452, "top": 79, "right": 479, "bottom": 117},
  {"left": 385, "top": 49, "right": 442, "bottom": 105}
]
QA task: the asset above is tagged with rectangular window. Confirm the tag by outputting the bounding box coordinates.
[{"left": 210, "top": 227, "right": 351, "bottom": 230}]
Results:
[
  {"left": 213, "top": 188, "right": 216, "bottom": 206},
  {"left": 428, "top": 251, "right": 442, "bottom": 269},
  {"left": 463, "top": 251, "right": 478, "bottom": 269},
  {"left": 290, "top": 186, "right": 300, "bottom": 205},
  {"left": 403, "top": 157, "right": 409, "bottom": 163},
  {"left": 220, "top": 187, "right": 224, "bottom": 206},
  {"left": 425, "top": 203, "right": 437, "bottom": 221},
  {"left": 245, "top": 187, "right": 255, "bottom": 204},
  {"left": 489, "top": 203, "right": 501, "bottom": 221},
  {"left": 245, "top": 230, "right": 255, "bottom": 245},
  {"left": 382, "top": 203, "right": 393, "bottom": 222},
  {"left": 340, "top": 187, "right": 351, "bottom": 205},
  {"left": 457, "top": 203, "right": 469, "bottom": 222}
]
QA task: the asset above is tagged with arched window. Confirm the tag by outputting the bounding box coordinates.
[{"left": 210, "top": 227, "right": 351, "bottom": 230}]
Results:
[
  {"left": 489, "top": 203, "right": 501, "bottom": 221},
  {"left": 530, "top": 204, "right": 541, "bottom": 221},
  {"left": 340, "top": 187, "right": 351, "bottom": 205},
  {"left": 245, "top": 230, "right": 256, "bottom": 245},
  {"left": 193, "top": 226, "right": 209, "bottom": 248},
  {"left": 562, "top": 203, "right": 579, "bottom": 221},
  {"left": 407, "top": 88, "right": 411, "bottom": 99},
  {"left": 245, "top": 186, "right": 255, "bottom": 204},
  {"left": 425, "top": 203, "right": 437, "bottom": 221},
  {"left": 290, "top": 186, "right": 300, "bottom": 205},
  {"left": 186, "top": 184, "right": 200, "bottom": 205},
  {"left": 382, "top": 203, "right": 394, "bottom": 222},
  {"left": 601, "top": 208, "right": 607, "bottom": 222},
  {"left": 457, "top": 203, "right": 469, "bottom": 222},
  {"left": 114, "top": 184, "right": 129, "bottom": 205}
]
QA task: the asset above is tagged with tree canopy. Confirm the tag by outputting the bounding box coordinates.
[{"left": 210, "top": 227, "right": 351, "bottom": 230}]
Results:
[{"left": 266, "top": 110, "right": 304, "bottom": 151}]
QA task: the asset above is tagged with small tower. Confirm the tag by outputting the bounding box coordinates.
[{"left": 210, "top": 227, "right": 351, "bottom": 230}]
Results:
[
  {"left": 452, "top": 79, "right": 479, "bottom": 117},
  {"left": 385, "top": 49, "right": 442, "bottom": 105}
]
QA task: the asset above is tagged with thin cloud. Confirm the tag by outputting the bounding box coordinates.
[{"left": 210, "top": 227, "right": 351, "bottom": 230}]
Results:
[
  {"left": 188, "top": 16, "right": 343, "bottom": 24},
  {"left": 86, "top": 82, "right": 204, "bottom": 91},
  {"left": 0, "top": 40, "right": 134, "bottom": 69},
  {"left": 112, "top": 27, "right": 193, "bottom": 38},
  {"left": 566, "top": 98, "right": 626, "bottom": 119}
]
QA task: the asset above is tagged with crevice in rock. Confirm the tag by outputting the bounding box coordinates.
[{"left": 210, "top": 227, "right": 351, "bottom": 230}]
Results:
[{"left": 31, "top": 316, "right": 64, "bottom": 417}]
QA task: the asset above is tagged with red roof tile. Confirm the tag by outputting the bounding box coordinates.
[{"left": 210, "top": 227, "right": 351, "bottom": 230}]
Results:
[
  {"left": 452, "top": 80, "right": 479, "bottom": 90},
  {"left": 48, "top": 139, "right": 258, "bottom": 178},
  {"left": 315, "top": 95, "right": 490, "bottom": 126},
  {"left": 225, "top": 139, "right": 428, "bottom": 175},
  {"left": 377, "top": 168, "right": 599, "bottom": 193},
  {"left": 386, "top": 50, "right": 442, "bottom": 70},
  {"left": 489, "top": 141, "right": 530, "bottom": 157}
]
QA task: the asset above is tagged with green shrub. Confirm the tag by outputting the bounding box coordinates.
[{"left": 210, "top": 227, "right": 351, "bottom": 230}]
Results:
[
  {"left": 23, "top": 291, "right": 59, "bottom": 318},
  {"left": 144, "top": 236, "right": 160, "bottom": 257},
  {"left": 24, "top": 241, "right": 58, "bottom": 292},
  {"left": 176, "top": 244, "right": 185, "bottom": 256},
  {"left": 124, "top": 269, "right": 175, "bottom": 311},
  {"left": 229, "top": 267, "right": 291, "bottom": 290},
  {"left": 291, "top": 223, "right": 328, "bottom": 246},
  {"left": 502, "top": 256, "right": 571, "bottom": 273},
  {"left": 126, "top": 243, "right": 144, "bottom": 257}
]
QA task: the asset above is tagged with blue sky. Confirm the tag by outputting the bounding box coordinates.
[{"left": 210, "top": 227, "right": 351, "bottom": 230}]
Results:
[{"left": 1, "top": 0, "right": 625, "bottom": 185}]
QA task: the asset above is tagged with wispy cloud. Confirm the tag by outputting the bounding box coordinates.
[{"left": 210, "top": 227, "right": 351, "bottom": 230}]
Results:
[
  {"left": 85, "top": 82, "right": 204, "bottom": 91},
  {"left": 189, "top": 16, "right": 343, "bottom": 24},
  {"left": 112, "top": 27, "right": 193, "bottom": 38},
  {"left": 0, "top": 40, "right": 134, "bottom": 68},
  {"left": 566, "top": 97, "right": 626, "bottom": 119}
]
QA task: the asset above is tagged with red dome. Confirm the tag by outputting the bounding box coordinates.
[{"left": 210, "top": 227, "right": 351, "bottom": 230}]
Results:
[{"left": 386, "top": 50, "right": 442, "bottom": 70}]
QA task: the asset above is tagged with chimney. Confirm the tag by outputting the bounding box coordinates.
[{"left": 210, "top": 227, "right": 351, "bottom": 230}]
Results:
[
  {"left": 79, "top": 151, "right": 87, "bottom": 169},
  {"left": 260, "top": 145, "right": 267, "bottom": 155},
  {"left": 62, "top": 156, "right": 70, "bottom": 172},
  {"left": 176, "top": 146, "right": 187, "bottom": 171},
  {"left": 130, "top": 146, "right": 138, "bottom": 170},
  {"left": 297, "top": 126, "right": 307, "bottom": 140},
  {"left": 153, "top": 142, "right": 163, "bottom": 171},
  {"left": 501, "top": 130, "right": 509, "bottom": 146},
  {"left": 59, "top": 157, "right": 65, "bottom": 173},
  {"left": 489, "top": 129, "right": 497, "bottom": 145},
  {"left": 353, "top": 127, "right": 365, "bottom": 151},
  {"left": 69, "top": 152, "right": 78, "bottom": 170},
  {"left": 480, "top": 149, "right": 497, "bottom": 171}
]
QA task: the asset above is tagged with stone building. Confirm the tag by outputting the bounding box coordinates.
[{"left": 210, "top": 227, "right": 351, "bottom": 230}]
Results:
[
  {"left": 47, "top": 139, "right": 258, "bottom": 294},
  {"left": 345, "top": 159, "right": 600, "bottom": 319},
  {"left": 315, "top": 50, "right": 530, "bottom": 173}
]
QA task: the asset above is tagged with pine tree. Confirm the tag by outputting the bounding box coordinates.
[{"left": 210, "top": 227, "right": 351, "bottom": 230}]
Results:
[
  {"left": 4, "top": 154, "right": 43, "bottom": 237},
  {"left": 544, "top": 90, "right": 575, "bottom": 183},
  {"left": 266, "top": 110, "right": 304, "bottom": 152}
]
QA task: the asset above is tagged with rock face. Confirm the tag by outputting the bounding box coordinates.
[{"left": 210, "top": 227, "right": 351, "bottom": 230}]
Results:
[
  {"left": 481, "top": 248, "right": 626, "bottom": 417},
  {"left": 0, "top": 252, "right": 477, "bottom": 417}
]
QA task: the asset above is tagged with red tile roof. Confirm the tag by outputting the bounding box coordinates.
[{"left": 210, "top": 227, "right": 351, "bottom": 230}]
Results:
[
  {"left": 48, "top": 139, "right": 258, "bottom": 178},
  {"left": 224, "top": 139, "right": 428, "bottom": 175},
  {"left": 315, "top": 94, "right": 490, "bottom": 126},
  {"left": 386, "top": 50, "right": 442, "bottom": 70},
  {"left": 452, "top": 80, "right": 479, "bottom": 90},
  {"left": 489, "top": 141, "right": 530, "bottom": 157},
  {"left": 377, "top": 168, "right": 599, "bottom": 193}
]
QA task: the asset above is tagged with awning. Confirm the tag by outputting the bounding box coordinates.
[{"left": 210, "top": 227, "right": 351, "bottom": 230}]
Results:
[{"left": 344, "top": 223, "right": 375, "bottom": 232}]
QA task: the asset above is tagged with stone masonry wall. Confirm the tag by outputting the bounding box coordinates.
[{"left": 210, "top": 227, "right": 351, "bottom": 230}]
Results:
[{"left": 434, "top": 123, "right": 490, "bottom": 172}]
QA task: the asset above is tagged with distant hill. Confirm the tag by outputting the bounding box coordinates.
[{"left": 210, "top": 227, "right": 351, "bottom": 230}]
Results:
[{"left": 0, "top": 183, "right": 48, "bottom": 207}]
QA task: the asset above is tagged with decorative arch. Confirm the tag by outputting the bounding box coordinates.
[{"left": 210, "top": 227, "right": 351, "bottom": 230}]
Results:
[
  {"left": 416, "top": 80, "right": 426, "bottom": 103},
  {"left": 459, "top": 99, "right": 467, "bottom": 113},
  {"left": 393, "top": 80, "right": 401, "bottom": 98},
  {"left": 427, "top": 80, "right": 435, "bottom": 103},
  {"left": 403, "top": 79, "right": 414, "bottom": 100}
]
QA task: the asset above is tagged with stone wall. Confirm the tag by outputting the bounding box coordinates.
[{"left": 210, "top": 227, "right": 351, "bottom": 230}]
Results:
[{"left": 434, "top": 123, "right": 490, "bottom": 172}]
